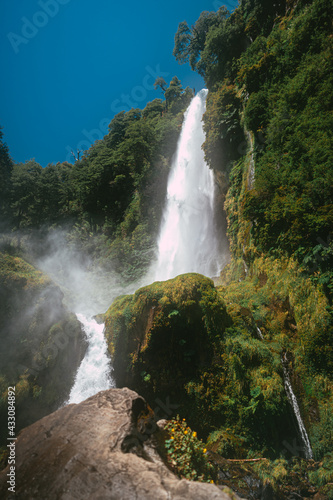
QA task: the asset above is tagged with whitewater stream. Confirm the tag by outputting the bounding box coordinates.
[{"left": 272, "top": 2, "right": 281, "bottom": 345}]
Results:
[{"left": 67, "top": 314, "right": 114, "bottom": 404}]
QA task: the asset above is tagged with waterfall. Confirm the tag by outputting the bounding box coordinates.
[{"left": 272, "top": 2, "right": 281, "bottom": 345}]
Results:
[
  {"left": 281, "top": 353, "right": 313, "bottom": 459},
  {"left": 153, "top": 89, "right": 225, "bottom": 281},
  {"left": 256, "top": 326, "right": 264, "bottom": 340},
  {"left": 67, "top": 314, "right": 114, "bottom": 404},
  {"left": 66, "top": 89, "right": 227, "bottom": 405}
]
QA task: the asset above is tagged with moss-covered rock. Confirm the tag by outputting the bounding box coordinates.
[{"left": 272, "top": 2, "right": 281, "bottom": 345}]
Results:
[
  {"left": 104, "top": 273, "right": 231, "bottom": 412},
  {"left": 0, "top": 252, "right": 86, "bottom": 446}
]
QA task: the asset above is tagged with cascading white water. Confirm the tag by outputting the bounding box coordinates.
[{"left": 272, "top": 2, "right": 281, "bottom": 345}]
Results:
[
  {"left": 153, "top": 89, "right": 224, "bottom": 281},
  {"left": 67, "top": 314, "right": 114, "bottom": 404},
  {"left": 65, "top": 89, "right": 227, "bottom": 405},
  {"left": 281, "top": 354, "right": 313, "bottom": 459}
]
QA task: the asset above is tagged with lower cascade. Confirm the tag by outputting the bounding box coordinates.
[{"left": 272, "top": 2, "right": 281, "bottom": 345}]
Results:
[
  {"left": 153, "top": 88, "right": 225, "bottom": 281},
  {"left": 67, "top": 314, "right": 114, "bottom": 404},
  {"left": 281, "top": 353, "right": 313, "bottom": 459}
]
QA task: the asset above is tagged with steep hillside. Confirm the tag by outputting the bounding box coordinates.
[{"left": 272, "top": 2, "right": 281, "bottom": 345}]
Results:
[
  {"left": 169, "top": 0, "right": 333, "bottom": 495},
  {"left": 0, "top": 253, "right": 86, "bottom": 450}
]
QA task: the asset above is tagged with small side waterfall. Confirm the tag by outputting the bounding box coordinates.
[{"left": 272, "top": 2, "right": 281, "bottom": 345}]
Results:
[
  {"left": 281, "top": 353, "right": 313, "bottom": 459},
  {"left": 153, "top": 89, "right": 225, "bottom": 281},
  {"left": 256, "top": 326, "right": 264, "bottom": 340},
  {"left": 67, "top": 314, "right": 114, "bottom": 404}
]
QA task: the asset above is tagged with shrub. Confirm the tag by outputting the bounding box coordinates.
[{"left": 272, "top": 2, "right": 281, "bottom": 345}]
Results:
[
  {"left": 308, "top": 453, "right": 333, "bottom": 488},
  {"left": 164, "top": 416, "right": 215, "bottom": 482},
  {"left": 244, "top": 90, "right": 269, "bottom": 133}
]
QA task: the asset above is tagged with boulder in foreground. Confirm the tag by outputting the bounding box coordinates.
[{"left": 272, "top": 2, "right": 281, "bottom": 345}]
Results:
[{"left": 0, "top": 388, "right": 243, "bottom": 500}]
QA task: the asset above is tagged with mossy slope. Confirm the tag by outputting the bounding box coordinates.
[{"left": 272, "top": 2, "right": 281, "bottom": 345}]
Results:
[
  {"left": 104, "top": 273, "right": 231, "bottom": 414},
  {"left": 0, "top": 252, "right": 86, "bottom": 447}
]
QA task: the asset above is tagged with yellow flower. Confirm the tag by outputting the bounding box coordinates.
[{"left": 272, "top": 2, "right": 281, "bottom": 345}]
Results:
[
  {"left": 203, "top": 448, "right": 207, "bottom": 453},
  {"left": 184, "top": 430, "right": 188, "bottom": 435},
  {"left": 171, "top": 436, "right": 174, "bottom": 440},
  {"left": 210, "top": 480, "right": 214, "bottom": 484},
  {"left": 171, "top": 428, "right": 175, "bottom": 432},
  {"left": 183, "top": 418, "right": 185, "bottom": 421},
  {"left": 193, "top": 432, "right": 197, "bottom": 438}
]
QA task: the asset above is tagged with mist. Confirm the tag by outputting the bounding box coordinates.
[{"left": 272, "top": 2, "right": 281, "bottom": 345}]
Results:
[{"left": 25, "top": 229, "right": 143, "bottom": 317}]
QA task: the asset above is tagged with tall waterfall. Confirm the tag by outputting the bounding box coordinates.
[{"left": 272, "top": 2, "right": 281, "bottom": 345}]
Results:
[
  {"left": 65, "top": 89, "right": 227, "bottom": 405},
  {"left": 281, "top": 353, "right": 313, "bottom": 459},
  {"left": 153, "top": 89, "right": 225, "bottom": 281},
  {"left": 67, "top": 314, "right": 114, "bottom": 404}
]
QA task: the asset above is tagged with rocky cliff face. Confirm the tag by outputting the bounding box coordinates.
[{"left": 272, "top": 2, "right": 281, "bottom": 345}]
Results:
[
  {"left": 0, "top": 387, "right": 243, "bottom": 500},
  {"left": 0, "top": 252, "right": 86, "bottom": 445}
]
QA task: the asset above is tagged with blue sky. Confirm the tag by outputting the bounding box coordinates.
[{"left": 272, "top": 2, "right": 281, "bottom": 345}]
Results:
[{"left": 1, "top": 0, "right": 238, "bottom": 167}]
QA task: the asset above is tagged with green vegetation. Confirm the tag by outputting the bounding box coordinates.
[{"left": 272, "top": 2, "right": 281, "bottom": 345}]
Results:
[
  {"left": 164, "top": 416, "right": 214, "bottom": 482},
  {"left": 0, "top": 251, "right": 50, "bottom": 290}
]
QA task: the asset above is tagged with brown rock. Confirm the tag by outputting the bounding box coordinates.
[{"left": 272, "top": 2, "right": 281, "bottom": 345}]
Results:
[{"left": 0, "top": 388, "right": 243, "bottom": 500}]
